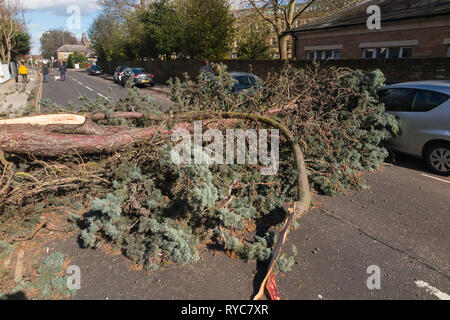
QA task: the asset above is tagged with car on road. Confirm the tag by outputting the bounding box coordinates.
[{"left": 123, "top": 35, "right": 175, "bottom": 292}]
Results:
[
  {"left": 230, "top": 72, "right": 264, "bottom": 94},
  {"left": 88, "top": 65, "right": 103, "bottom": 76},
  {"left": 379, "top": 80, "right": 450, "bottom": 176},
  {"left": 114, "top": 66, "right": 128, "bottom": 84},
  {"left": 121, "top": 67, "right": 155, "bottom": 87}
]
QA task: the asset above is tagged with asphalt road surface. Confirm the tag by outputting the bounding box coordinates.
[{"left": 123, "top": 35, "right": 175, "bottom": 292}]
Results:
[
  {"left": 41, "top": 69, "right": 173, "bottom": 111},
  {"left": 50, "top": 155, "right": 449, "bottom": 300}
]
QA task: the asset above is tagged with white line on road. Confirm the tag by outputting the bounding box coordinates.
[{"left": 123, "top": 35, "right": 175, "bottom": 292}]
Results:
[
  {"left": 415, "top": 280, "right": 450, "bottom": 300},
  {"left": 421, "top": 174, "right": 450, "bottom": 184},
  {"left": 84, "top": 86, "right": 94, "bottom": 92},
  {"left": 77, "top": 81, "right": 83, "bottom": 86},
  {"left": 97, "top": 93, "right": 110, "bottom": 101}
]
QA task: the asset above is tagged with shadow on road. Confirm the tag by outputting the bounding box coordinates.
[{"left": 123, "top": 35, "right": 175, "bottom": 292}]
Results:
[{"left": 385, "top": 151, "right": 432, "bottom": 175}]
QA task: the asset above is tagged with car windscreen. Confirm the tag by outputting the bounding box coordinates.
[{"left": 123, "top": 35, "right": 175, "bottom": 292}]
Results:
[
  {"left": 91, "top": 65, "right": 101, "bottom": 70},
  {"left": 132, "top": 68, "right": 145, "bottom": 74},
  {"left": 233, "top": 75, "right": 256, "bottom": 89}
]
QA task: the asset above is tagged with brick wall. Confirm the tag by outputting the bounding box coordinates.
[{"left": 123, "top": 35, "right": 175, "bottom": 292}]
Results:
[
  {"left": 293, "top": 16, "right": 450, "bottom": 59},
  {"left": 100, "top": 58, "right": 449, "bottom": 85}
]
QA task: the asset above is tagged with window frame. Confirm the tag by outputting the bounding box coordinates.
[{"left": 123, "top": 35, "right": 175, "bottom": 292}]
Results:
[
  {"left": 363, "top": 47, "right": 414, "bottom": 59},
  {"left": 307, "top": 49, "right": 341, "bottom": 60}
]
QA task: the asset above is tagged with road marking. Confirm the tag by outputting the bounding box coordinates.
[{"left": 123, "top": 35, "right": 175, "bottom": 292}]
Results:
[
  {"left": 77, "top": 81, "right": 83, "bottom": 86},
  {"left": 415, "top": 280, "right": 450, "bottom": 300},
  {"left": 97, "top": 93, "right": 110, "bottom": 101},
  {"left": 421, "top": 174, "right": 450, "bottom": 184},
  {"left": 84, "top": 86, "right": 93, "bottom": 92},
  {"left": 14, "top": 249, "right": 24, "bottom": 282}
]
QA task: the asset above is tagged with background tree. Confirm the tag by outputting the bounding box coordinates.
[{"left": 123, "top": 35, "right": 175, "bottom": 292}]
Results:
[
  {"left": 137, "top": 0, "right": 183, "bottom": 59},
  {"left": 67, "top": 52, "right": 88, "bottom": 68},
  {"left": 179, "top": 0, "right": 235, "bottom": 59},
  {"left": 237, "top": 16, "right": 272, "bottom": 59},
  {"left": 0, "top": 0, "right": 30, "bottom": 64},
  {"left": 89, "top": 12, "right": 135, "bottom": 63},
  {"left": 40, "top": 30, "right": 78, "bottom": 59},
  {"left": 245, "top": 0, "right": 365, "bottom": 60}
]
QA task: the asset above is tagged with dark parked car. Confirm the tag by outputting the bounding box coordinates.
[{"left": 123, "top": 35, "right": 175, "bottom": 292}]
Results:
[
  {"left": 88, "top": 65, "right": 103, "bottom": 76},
  {"left": 121, "top": 68, "right": 155, "bottom": 87},
  {"left": 114, "top": 66, "right": 128, "bottom": 83},
  {"left": 230, "top": 72, "right": 264, "bottom": 94}
]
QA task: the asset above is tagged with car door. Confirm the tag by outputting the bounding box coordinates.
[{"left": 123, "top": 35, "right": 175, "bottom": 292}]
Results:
[
  {"left": 399, "top": 89, "right": 450, "bottom": 156},
  {"left": 379, "top": 88, "right": 415, "bottom": 147}
]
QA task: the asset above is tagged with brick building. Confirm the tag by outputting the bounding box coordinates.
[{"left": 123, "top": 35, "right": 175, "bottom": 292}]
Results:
[{"left": 287, "top": 0, "right": 450, "bottom": 60}]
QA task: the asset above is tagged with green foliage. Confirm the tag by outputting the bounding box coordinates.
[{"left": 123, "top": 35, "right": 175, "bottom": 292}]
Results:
[
  {"left": 180, "top": 0, "right": 235, "bottom": 59},
  {"left": 170, "top": 62, "right": 398, "bottom": 196},
  {"left": 0, "top": 252, "right": 75, "bottom": 299},
  {"left": 11, "top": 31, "right": 31, "bottom": 59},
  {"left": 0, "top": 241, "right": 14, "bottom": 259},
  {"left": 88, "top": 13, "right": 134, "bottom": 63},
  {"left": 27, "top": 252, "right": 75, "bottom": 298},
  {"left": 78, "top": 143, "right": 297, "bottom": 271},
  {"left": 237, "top": 19, "right": 272, "bottom": 60},
  {"left": 137, "top": 0, "right": 183, "bottom": 59},
  {"left": 91, "top": 0, "right": 235, "bottom": 62},
  {"left": 67, "top": 52, "right": 87, "bottom": 68}
]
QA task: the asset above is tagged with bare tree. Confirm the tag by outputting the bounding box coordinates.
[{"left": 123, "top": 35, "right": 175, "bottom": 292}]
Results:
[
  {"left": 97, "top": 0, "right": 152, "bottom": 19},
  {"left": 244, "top": 0, "right": 364, "bottom": 60},
  {"left": 0, "top": 0, "right": 25, "bottom": 64}
]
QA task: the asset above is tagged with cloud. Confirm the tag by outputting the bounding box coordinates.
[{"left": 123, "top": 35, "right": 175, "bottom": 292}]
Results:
[{"left": 21, "top": 0, "right": 99, "bottom": 15}]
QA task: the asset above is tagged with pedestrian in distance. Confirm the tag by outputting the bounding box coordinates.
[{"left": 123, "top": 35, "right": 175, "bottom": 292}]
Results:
[
  {"left": 14, "top": 60, "right": 19, "bottom": 83},
  {"left": 18, "top": 63, "right": 28, "bottom": 82},
  {"left": 59, "top": 64, "right": 67, "bottom": 81},
  {"left": 199, "top": 59, "right": 213, "bottom": 75},
  {"left": 42, "top": 63, "right": 49, "bottom": 83}
]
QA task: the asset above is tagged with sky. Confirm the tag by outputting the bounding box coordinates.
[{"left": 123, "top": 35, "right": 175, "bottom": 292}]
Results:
[{"left": 23, "top": 0, "right": 100, "bottom": 55}]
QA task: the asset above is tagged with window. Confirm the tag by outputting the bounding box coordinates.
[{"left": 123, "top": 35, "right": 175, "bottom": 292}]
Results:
[
  {"left": 411, "top": 90, "right": 449, "bottom": 112},
  {"left": 447, "top": 46, "right": 450, "bottom": 58},
  {"left": 401, "top": 47, "right": 413, "bottom": 58},
  {"left": 363, "top": 48, "right": 376, "bottom": 59},
  {"left": 389, "top": 47, "right": 401, "bottom": 58},
  {"left": 363, "top": 47, "right": 414, "bottom": 59},
  {"left": 379, "top": 88, "right": 415, "bottom": 112},
  {"left": 307, "top": 50, "right": 341, "bottom": 60}
]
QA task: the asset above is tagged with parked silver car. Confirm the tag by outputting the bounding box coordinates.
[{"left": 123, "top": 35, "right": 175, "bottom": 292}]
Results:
[{"left": 379, "top": 81, "right": 450, "bottom": 176}]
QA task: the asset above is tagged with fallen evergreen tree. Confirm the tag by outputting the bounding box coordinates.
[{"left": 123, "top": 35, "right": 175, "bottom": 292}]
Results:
[{"left": 0, "top": 63, "right": 397, "bottom": 299}]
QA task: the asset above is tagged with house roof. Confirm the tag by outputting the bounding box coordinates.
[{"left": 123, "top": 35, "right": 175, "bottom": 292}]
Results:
[
  {"left": 56, "top": 44, "right": 96, "bottom": 58},
  {"left": 287, "top": 0, "right": 450, "bottom": 34}
]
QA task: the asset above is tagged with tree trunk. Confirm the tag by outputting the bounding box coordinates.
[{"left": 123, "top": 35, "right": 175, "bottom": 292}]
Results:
[
  {"left": 278, "top": 34, "right": 289, "bottom": 60},
  {"left": 0, "top": 114, "right": 166, "bottom": 157},
  {"left": 0, "top": 126, "right": 164, "bottom": 157}
]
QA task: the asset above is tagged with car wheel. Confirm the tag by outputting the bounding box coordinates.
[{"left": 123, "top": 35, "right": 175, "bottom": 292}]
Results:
[{"left": 424, "top": 142, "right": 450, "bottom": 176}]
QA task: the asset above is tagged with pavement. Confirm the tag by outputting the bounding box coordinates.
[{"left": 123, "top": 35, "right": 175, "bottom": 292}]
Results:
[
  {"left": 40, "top": 69, "right": 173, "bottom": 112},
  {"left": 48, "top": 154, "right": 449, "bottom": 300},
  {"left": 0, "top": 70, "right": 40, "bottom": 116}
]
